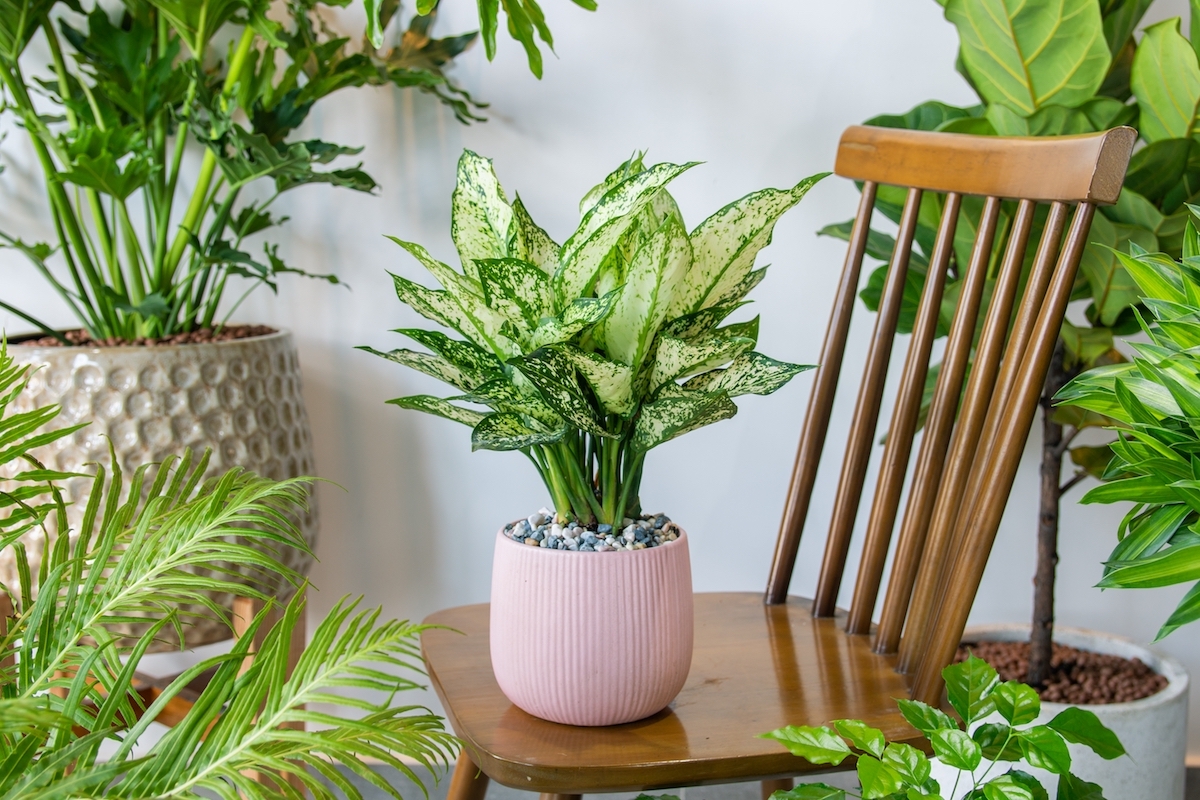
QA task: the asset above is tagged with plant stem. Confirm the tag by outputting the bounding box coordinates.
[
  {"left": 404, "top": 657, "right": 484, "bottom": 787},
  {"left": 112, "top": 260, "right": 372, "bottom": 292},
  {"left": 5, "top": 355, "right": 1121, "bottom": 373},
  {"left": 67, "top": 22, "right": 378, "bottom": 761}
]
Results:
[
  {"left": 539, "top": 445, "right": 574, "bottom": 522},
  {"left": 1029, "top": 340, "right": 1074, "bottom": 687}
]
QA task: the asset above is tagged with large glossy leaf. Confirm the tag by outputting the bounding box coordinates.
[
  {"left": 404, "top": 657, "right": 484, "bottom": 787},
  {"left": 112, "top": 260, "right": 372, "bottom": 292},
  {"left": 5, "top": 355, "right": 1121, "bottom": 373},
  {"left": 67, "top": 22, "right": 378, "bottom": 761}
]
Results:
[
  {"left": 760, "top": 726, "right": 853, "bottom": 766},
  {"left": 986, "top": 97, "right": 1133, "bottom": 136},
  {"left": 831, "top": 720, "right": 885, "bottom": 759},
  {"left": 555, "top": 162, "right": 697, "bottom": 307},
  {"left": 992, "top": 682, "right": 1041, "bottom": 726},
  {"left": 667, "top": 174, "right": 827, "bottom": 317},
  {"left": 602, "top": 215, "right": 692, "bottom": 370},
  {"left": 896, "top": 698, "right": 957, "bottom": 736},
  {"left": 1131, "top": 18, "right": 1200, "bottom": 143},
  {"left": 452, "top": 150, "right": 514, "bottom": 281},
  {"left": 931, "top": 728, "right": 982, "bottom": 771},
  {"left": 943, "top": 654, "right": 999, "bottom": 726},
  {"left": 944, "top": 0, "right": 1111, "bottom": 115},
  {"left": 1017, "top": 726, "right": 1072, "bottom": 775},
  {"left": 631, "top": 389, "right": 737, "bottom": 452},
  {"left": 1046, "top": 707, "right": 1125, "bottom": 759},
  {"left": 865, "top": 100, "right": 984, "bottom": 131},
  {"left": 854, "top": 755, "right": 904, "bottom": 799}
]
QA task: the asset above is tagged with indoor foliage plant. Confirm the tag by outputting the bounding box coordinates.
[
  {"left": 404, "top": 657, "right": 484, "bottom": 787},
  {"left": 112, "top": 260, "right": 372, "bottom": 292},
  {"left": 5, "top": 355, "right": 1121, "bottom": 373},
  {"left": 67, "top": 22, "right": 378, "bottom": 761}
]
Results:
[
  {"left": 0, "top": 342, "right": 457, "bottom": 799},
  {"left": 365, "top": 150, "right": 824, "bottom": 725},
  {"left": 0, "top": 0, "right": 595, "bottom": 643},
  {"left": 831, "top": 0, "right": 1200, "bottom": 691}
]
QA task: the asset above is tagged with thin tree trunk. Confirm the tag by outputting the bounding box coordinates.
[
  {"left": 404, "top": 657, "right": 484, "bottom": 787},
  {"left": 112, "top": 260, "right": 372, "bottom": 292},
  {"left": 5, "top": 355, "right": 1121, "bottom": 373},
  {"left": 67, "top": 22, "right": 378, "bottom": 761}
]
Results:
[{"left": 1029, "top": 340, "right": 1070, "bottom": 686}]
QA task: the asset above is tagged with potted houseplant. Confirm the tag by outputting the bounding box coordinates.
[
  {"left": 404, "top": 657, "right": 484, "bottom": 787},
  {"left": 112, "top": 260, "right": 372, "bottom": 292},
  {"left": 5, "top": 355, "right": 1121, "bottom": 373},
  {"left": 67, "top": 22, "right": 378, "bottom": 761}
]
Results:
[
  {"left": 0, "top": 0, "right": 595, "bottom": 646},
  {"left": 831, "top": 0, "right": 1195, "bottom": 703},
  {"left": 363, "top": 150, "right": 825, "bottom": 725},
  {"left": 0, "top": 342, "right": 457, "bottom": 798}
]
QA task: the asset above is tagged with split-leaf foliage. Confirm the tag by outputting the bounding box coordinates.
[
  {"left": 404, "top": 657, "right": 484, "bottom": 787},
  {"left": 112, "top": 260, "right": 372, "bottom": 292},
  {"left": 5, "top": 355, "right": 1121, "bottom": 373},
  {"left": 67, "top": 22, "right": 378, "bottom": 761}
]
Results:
[
  {"left": 746, "top": 656, "right": 1123, "bottom": 800},
  {"left": 0, "top": 0, "right": 595, "bottom": 341},
  {"left": 0, "top": 340, "right": 457, "bottom": 798},
  {"left": 1058, "top": 208, "right": 1200, "bottom": 641},
  {"left": 364, "top": 151, "right": 824, "bottom": 525}
]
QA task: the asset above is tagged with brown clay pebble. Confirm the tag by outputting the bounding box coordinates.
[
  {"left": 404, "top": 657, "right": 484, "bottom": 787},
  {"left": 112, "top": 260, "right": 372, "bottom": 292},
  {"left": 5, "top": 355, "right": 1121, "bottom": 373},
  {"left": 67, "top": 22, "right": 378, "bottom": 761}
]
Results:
[
  {"left": 955, "top": 640, "right": 1166, "bottom": 705},
  {"left": 17, "top": 325, "right": 276, "bottom": 348}
]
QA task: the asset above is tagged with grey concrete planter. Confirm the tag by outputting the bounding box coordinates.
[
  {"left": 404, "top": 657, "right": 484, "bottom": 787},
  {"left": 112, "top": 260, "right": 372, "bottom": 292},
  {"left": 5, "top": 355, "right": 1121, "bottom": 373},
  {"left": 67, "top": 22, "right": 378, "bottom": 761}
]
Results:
[
  {"left": 3, "top": 329, "right": 318, "bottom": 646},
  {"left": 939, "top": 624, "right": 1189, "bottom": 800}
]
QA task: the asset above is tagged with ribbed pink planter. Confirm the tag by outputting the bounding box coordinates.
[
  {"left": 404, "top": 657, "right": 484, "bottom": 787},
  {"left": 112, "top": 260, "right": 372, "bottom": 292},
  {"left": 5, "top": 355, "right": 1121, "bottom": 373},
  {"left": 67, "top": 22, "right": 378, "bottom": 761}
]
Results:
[{"left": 490, "top": 527, "right": 694, "bottom": 726}]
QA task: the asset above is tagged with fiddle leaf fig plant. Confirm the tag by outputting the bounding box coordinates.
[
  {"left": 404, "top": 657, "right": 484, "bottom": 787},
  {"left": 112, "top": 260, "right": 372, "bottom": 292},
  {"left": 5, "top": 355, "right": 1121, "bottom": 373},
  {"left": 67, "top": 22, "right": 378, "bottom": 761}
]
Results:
[
  {"left": 1057, "top": 208, "right": 1200, "bottom": 641},
  {"left": 0, "top": 0, "right": 596, "bottom": 342},
  {"left": 752, "top": 656, "right": 1124, "bottom": 800},
  {"left": 363, "top": 151, "right": 825, "bottom": 525}
]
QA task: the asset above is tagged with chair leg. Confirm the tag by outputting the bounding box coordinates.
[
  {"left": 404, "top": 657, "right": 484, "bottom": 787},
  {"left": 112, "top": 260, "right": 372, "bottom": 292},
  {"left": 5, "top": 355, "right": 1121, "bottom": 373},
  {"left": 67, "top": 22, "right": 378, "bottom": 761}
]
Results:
[
  {"left": 538, "top": 795, "right": 581, "bottom": 800},
  {"left": 448, "top": 750, "right": 490, "bottom": 800},
  {"left": 762, "top": 778, "right": 793, "bottom": 800}
]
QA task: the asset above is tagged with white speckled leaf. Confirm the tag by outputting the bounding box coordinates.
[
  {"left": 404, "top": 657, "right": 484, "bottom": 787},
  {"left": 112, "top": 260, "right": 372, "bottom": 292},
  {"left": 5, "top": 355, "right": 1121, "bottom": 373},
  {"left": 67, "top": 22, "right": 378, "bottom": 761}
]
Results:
[
  {"left": 466, "top": 378, "right": 561, "bottom": 427},
  {"left": 451, "top": 150, "right": 514, "bottom": 280},
  {"left": 476, "top": 257, "right": 553, "bottom": 329},
  {"left": 528, "top": 289, "right": 619, "bottom": 349},
  {"left": 358, "top": 346, "right": 480, "bottom": 392},
  {"left": 710, "top": 267, "right": 769, "bottom": 309},
  {"left": 513, "top": 347, "right": 610, "bottom": 436},
  {"left": 660, "top": 303, "right": 746, "bottom": 340},
  {"left": 555, "top": 162, "right": 698, "bottom": 307},
  {"left": 512, "top": 197, "right": 560, "bottom": 275},
  {"left": 668, "top": 174, "right": 825, "bottom": 317},
  {"left": 391, "top": 328, "right": 504, "bottom": 386},
  {"left": 602, "top": 216, "right": 692, "bottom": 370},
  {"left": 648, "top": 333, "right": 755, "bottom": 391},
  {"left": 578, "top": 152, "right": 646, "bottom": 216},
  {"left": 472, "top": 412, "right": 567, "bottom": 451},
  {"left": 387, "top": 394, "right": 485, "bottom": 427},
  {"left": 631, "top": 389, "right": 737, "bottom": 452},
  {"left": 684, "top": 352, "right": 814, "bottom": 397},
  {"left": 558, "top": 347, "right": 635, "bottom": 416}
]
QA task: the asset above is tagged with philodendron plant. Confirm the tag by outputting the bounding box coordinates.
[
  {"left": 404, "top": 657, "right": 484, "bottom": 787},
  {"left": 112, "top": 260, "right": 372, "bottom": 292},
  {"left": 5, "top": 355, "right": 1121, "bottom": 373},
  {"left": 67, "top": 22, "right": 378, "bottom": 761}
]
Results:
[
  {"left": 755, "top": 656, "right": 1125, "bottom": 800},
  {"left": 1057, "top": 208, "right": 1200, "bottom": 641},
  {"left": 363, "top": 152, "right": 825, "bottom": 526}
]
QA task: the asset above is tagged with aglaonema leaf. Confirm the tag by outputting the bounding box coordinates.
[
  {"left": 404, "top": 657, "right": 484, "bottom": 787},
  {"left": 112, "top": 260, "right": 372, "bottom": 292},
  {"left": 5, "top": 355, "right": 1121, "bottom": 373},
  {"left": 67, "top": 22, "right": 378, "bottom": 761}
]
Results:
[
  {"left": 684, "top": 352, "right": 813, "bottom": 397},
  {"left": 631, "top": 388, "right": 736, "bottom": 453},
  {"left": 452, "top": 150, "right": 514, "bottom": 281},
  {"left": 471, "top": 412, "right": 566, "bottom": 451},
  {"left": 512, "top": 346, "right": 610, "bottom": 437}
]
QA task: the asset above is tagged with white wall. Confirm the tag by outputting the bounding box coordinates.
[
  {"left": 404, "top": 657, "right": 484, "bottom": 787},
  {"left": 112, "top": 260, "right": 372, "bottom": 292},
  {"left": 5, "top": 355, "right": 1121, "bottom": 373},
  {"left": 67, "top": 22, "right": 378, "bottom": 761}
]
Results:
[{"left": 3, "top": 0, "right": 1199, "bottom": 759}]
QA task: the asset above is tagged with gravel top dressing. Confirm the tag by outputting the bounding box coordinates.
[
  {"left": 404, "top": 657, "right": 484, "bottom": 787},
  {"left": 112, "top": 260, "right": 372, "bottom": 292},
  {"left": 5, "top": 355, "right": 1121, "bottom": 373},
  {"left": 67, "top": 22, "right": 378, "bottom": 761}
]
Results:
[{"left": 502, "top": 509, "right": 681, "bottom": 552}]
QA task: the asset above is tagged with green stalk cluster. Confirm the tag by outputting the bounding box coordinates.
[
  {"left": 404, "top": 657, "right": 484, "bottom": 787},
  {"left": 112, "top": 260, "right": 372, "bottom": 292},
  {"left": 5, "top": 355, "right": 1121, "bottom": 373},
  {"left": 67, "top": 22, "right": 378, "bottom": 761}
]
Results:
[{"left": 525, "top": 423, "right": 645, "bottom": 526}]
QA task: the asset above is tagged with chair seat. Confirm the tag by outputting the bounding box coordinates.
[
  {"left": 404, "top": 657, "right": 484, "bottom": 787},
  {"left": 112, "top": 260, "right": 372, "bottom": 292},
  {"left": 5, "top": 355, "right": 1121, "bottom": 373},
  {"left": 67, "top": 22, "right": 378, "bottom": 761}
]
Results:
[{"left": 421, "top": 592, "right": 922, "bottom": 794}]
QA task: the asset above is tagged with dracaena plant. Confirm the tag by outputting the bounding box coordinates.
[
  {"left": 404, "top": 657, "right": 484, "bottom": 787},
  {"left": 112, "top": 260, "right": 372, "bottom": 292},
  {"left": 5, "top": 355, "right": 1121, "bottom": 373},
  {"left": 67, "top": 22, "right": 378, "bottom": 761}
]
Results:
[
  {"left": 751, "top": 656, "right": 1125, "bottom": 800},
  {"left": 0, "top": 0, "right": 594, "bottom": 343},
  {"left": 0, "top": 341, "right": 457, "bottom": 799},
  {"left": 1057, "top": 208, "right": 1200, "bottom": 641},
  {"left": 363, "top": 151, "right": 825, "bottom": 526}
]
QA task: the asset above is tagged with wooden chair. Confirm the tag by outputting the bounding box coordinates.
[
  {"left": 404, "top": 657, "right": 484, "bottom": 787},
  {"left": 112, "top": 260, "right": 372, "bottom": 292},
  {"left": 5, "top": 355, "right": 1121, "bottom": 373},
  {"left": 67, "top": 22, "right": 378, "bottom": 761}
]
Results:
[{"left": 421, "top": 125, "right": 1136, "bottom": 800}]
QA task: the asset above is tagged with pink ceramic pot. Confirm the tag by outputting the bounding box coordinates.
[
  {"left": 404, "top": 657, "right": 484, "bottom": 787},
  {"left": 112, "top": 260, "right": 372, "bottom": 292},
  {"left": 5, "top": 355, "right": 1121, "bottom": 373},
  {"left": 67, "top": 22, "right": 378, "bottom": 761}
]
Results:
[{"left": 490, "top": 527, "right": 694, "bottom": 726}]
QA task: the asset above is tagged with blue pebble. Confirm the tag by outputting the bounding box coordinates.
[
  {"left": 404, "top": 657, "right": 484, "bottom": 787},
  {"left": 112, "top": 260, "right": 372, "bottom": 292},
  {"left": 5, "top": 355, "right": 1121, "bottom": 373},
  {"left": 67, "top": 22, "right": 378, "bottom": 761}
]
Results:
[
  {"left": 597, "top": 524, "right": 613, "bottom": 534},
  {"left": 583, "top": 532, "right": 597, "bottom": 544},
  {"left": 533, "top": 530, "right": 545, "bottom": 541},
  {"left": 653, "top": 515, "right": 667, "bottom": 529},
  {"left": 581, "top": 544, "right": 594, "bottom": 551}
]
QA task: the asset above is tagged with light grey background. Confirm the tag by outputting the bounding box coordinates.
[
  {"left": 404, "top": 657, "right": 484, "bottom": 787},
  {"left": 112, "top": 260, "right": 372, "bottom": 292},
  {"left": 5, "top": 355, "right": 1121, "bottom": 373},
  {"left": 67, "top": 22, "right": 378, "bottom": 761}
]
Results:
[{"left": 3, "top": 0, "right": 1198, "bottom": 761}]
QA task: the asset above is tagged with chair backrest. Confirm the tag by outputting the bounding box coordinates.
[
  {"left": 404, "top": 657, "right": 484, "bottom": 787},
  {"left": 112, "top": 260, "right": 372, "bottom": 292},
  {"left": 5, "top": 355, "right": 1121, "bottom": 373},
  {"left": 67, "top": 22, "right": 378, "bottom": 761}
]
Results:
[{"left": 765, "top": 125, "right": 1136, "bottom": 704}]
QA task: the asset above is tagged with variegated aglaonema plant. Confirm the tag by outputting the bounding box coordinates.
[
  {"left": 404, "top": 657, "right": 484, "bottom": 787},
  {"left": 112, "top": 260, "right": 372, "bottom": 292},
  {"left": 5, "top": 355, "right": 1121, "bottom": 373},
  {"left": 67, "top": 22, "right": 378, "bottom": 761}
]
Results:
[{"left": 362, "top": 152, "right": 826, "bottom": 526}]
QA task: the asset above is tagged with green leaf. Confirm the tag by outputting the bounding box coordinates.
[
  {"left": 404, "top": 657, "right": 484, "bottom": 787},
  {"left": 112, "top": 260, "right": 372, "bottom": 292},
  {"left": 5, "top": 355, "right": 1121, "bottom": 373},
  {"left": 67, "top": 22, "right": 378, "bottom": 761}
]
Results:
[
  {"left": 1017, "top": 726, "right": 1072, "bottom": 775},
  {"left": 760, "top": 725, "right": 853, "bottom": 766},
  {"left": 668, "top": 173, "right": 827, "bottom": 316},
  {"left": 881, "top": 742, "right": 931, "bottom": 784},
  {"left": 361, "top": 346, "right": 484, "bottom": 392},
  {"left": 986, "top": 98, "right": 1132, "bottom": 136},
  {"left": 974, "top": 723, "right": 1024, "bottom": 761},
  {"left": 528, "top": 290, "right": 620, "bottom": 349},
  {"left": 1046, "top": 707, "right": 1126, "bottom": 759},
  {"left": 993, "top": 682, "right": 1041, "bottom": 726},
  {"left": 1131, "top": 18, "right": 1200, "bottom": 142},
  {"left": 865, "top": 100, "right": 984, "bottom": 131},
  {"left": 365, "top": 0, "right": 385, "bottom": 48},
  {"left": 856, "top": 755, "right": 905, "bottom": 800},
  {"left": 390, "top": 328, "right": 505, "bottom": 386},
  {"left": 632, "top": 389, "right": 737, "bottom": 453},
  {"left": 1154, "top": 579, "right": 1200, "bottom": 639},
  {"left": 1077, "top": 217, "right": 1154, "bottom": 328},
  {"left": 943, "top": 654, "right": 999, "bottom": 726},
  {"left": 1055, "top": 772, "right": 1105, "bottom": 800},
  {"left": 602, "top": 215, "right": 692, "bottom": 370},
  {"left": 386, "top": 394, "right": 486, "bottom": 427},
  {"left": 897, "top": 698, "right": 958, "bottom": 735},
  {"left": 144, "top": 0, "right": 242, "bottom": 57},
  {"left": 452, "top": 150, "right": 514, "bottom": 281},
  {"left": 556, "top": 161, "right": 698, "bottom": 307},
  {"left": 1101, "top": 542, "right": 1200, "bottom": 587},
  {"left": 982, "top": 774, "right": 1037, "bottom": 800},
  {"left": 944, "top": 0, "right": 1111, "bottom": 115},
  {"left": 512, "top": 196, "right": 560, "bottom": 275},
  {"left": 512, "top": 346, "right": 609, "bottom": 436},
  {"left": 471, "top": 411, "right": 566, "bottom": 451},
  {"left": 684, "top": 351, "right": 813, "bottom": 397},
  {"left": 1001, "top": 770, "right": 1049, "bottom": 800},
  {"left": 930, "top": 728, "right": 982, "bottom": 771},
  {"left": 832, "top": 719, "right": 886, "bottom": 759}
]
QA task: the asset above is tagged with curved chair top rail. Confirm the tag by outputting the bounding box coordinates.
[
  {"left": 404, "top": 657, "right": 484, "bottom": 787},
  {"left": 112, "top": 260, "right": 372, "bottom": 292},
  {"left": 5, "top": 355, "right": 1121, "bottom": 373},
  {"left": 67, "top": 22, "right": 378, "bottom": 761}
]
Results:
[{"left": 835, "top": 125, "right": 1136, "bottom": 204}]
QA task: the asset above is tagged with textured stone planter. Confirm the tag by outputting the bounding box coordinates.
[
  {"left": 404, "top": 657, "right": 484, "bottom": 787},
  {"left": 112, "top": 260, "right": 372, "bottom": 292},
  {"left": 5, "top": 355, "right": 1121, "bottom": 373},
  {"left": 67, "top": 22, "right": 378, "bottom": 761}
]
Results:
[
  {"left": 490, "top": 527, "right": 693, "bottom": 726},
  {"left": 936, "top": 624, "right": 1188, "bottom": 800},
  {"left": 4, "top": 330, "right": 318, "bottom": 646}
]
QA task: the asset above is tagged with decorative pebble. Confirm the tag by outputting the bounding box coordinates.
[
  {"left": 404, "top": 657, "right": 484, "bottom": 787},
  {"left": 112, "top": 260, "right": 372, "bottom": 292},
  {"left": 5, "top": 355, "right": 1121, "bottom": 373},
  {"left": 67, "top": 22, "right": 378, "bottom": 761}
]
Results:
[{"left": 503, "top": 513, "right": 677, "bottom": 553}]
